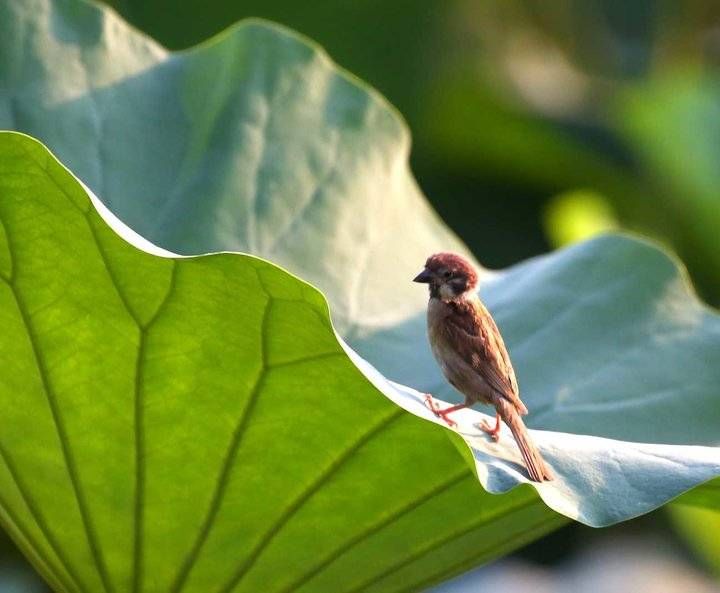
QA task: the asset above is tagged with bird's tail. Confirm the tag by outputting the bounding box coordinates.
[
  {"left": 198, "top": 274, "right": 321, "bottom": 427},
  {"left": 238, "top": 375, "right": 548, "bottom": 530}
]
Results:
[{"left": 497, "top": 399, "right": 553, "bottom": 482}]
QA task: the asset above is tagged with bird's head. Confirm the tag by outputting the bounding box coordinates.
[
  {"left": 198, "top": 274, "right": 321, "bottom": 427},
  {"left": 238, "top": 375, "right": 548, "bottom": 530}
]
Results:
[{"left": 413, "top": 252, "right": 479, "bottom": 300}]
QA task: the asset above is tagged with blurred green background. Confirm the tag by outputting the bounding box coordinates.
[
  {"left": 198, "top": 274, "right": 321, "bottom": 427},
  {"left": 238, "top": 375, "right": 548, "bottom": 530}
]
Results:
[{"left": 5, "top": 0, "right": 720, "bottom": 590}]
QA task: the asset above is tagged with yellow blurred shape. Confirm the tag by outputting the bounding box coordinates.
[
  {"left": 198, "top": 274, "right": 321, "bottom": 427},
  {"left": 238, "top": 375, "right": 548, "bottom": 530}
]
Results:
[
  {"left": 669, "top": 504, "right": 720, "bottom": 577},
  {"left": 544, "top": 190, "right": 618, "bottom": 247}
]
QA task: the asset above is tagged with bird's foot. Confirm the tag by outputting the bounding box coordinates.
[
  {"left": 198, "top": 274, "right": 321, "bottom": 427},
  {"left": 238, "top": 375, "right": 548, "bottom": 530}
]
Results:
[
  {"left": 423, "top": 394, "right": 458, "bottom": 428},
  {"left": 423, "top": 393, "right": 441, "bottom": 415},
  {"left": 479, "top": 414, "right": 501, "bottom": 442},
  {"left": 436, "top": 409, "right": 458, "bottom": 428}
]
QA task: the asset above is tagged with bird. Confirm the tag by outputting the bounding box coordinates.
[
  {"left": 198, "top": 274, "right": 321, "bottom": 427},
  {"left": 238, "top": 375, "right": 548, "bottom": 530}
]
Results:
[{"left": 413, "top": 252, "right": 553, "bottom": 482}]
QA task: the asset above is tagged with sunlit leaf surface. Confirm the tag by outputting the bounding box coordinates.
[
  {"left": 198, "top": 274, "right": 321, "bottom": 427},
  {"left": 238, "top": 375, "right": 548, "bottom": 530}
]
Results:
[{"left": 0, "top": 132, "right": 563, "bottom": 593}]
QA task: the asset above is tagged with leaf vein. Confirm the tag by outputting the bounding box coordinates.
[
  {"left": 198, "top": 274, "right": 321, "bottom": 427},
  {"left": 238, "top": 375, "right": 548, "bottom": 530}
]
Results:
[
  {"left": 13, "top": 138, "right": 89, "bottom": 215},
  {"left": 84, "top": 212, "right": 142, "bottom": 327},
  {"left": 275, "top": 469, "right": 471, "bottom": 593},
  {"left": 0, "top": 440, "right": 84, "bottom": 593},
  {"left": 9, "top": 281, "right": 114, "bottom": 593},
  {"left": 219, "top": 407, "right": 407, "bottom": 593},
  {"left": 395, "top": 511, "right": 566, "bottom": 593},
  {"left": 168, "top": 295, "right": 272, "bottom": 593},
  {"left": 343, "top": 497, "right": 547, "bottom": 593},
  {"left": 268, "top": 350, "right": 344, "bottom": 370},
  {"left": 132, "top": 261, "right": 178, "bottom": 592},
  {"left": 132, "top": 330, "right": 146, "bottom": 593},
  {"left": 144, "top": 261, "right": 178, "bottom": 330}
]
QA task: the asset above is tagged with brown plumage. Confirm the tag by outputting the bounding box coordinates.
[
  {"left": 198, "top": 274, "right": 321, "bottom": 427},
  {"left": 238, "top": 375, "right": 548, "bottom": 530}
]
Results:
[{"left": 414, "top": 252, "right": 553, "bottom": 482}]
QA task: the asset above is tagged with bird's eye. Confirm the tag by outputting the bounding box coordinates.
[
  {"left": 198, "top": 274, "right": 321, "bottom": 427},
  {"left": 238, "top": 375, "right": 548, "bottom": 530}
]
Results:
[{"left": 443, "top": 270, "right": 452, "bottom": 279}]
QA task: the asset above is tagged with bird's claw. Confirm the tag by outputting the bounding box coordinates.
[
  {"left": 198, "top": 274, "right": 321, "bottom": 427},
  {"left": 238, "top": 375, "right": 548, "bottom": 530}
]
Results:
[
  {"left": 439, "top": 412, "right": 458, "bottom": 428},
  {"left": 479, "top": 419, "right": 500, "bottom": 442},
  {"left": 424, "top": 394, "right": 458, "bottom": 428}
]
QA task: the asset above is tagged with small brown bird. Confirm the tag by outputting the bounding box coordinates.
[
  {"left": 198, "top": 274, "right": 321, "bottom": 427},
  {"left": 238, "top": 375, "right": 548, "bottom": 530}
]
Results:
[{"left": 414, "top": 252, "right": 553, "bottom": 482}]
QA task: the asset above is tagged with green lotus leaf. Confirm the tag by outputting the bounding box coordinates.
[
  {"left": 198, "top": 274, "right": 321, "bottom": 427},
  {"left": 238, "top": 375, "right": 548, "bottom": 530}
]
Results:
[{"left": 0, "top": 131, "right": 565, "bottom": 593}]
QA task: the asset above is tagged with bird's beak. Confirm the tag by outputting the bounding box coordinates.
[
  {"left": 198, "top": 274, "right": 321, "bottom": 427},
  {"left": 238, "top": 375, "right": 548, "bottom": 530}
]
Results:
[{"left": 413, "top": 268, "right": 432, "bottom": 283}]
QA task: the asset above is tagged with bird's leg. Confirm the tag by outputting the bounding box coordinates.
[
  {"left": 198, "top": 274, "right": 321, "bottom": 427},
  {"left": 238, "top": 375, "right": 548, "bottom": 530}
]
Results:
[
  {"left": 479, "top": 412, "right": 501, "bottom": 442},
  {"left": 435, "top": 404, "right": 467, "bottom": 428},
  {"left": 424, "top": 394, "right": 466, "bottom": 428}
]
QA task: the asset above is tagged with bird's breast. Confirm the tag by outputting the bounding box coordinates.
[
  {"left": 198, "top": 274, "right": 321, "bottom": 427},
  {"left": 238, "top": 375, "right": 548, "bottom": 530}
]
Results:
[
  {"left": 426, "top": 297, "right": 491, "bottom": 403},
  {"left": 426, "top": 298, "right": 454, "bottom": 370}
]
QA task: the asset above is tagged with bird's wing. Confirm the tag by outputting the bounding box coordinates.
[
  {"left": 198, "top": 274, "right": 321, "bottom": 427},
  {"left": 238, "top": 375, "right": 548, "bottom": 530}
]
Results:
[{"left": 445, "top": 298, "right": 526, "bottom": 413}]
